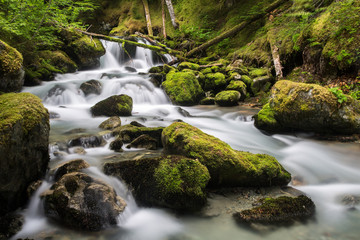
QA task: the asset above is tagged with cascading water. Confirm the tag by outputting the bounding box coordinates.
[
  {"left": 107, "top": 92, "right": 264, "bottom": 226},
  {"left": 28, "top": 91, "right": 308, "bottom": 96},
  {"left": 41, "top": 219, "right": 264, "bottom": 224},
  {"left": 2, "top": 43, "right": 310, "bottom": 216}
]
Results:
[{"left": 15, "top": 39, "right": 360, "bottom": 240}]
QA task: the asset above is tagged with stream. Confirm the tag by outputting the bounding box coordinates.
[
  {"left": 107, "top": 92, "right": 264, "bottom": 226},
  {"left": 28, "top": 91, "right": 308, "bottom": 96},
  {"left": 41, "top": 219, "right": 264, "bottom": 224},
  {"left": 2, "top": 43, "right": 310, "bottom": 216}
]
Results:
[{"left": 13, "top": 39, "right": 360, "bottom": 240}]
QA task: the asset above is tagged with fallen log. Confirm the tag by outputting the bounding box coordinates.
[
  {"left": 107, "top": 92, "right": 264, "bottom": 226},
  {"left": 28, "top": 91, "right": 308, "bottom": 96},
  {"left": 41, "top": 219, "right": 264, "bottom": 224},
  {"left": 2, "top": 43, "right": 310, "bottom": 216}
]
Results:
[{"left": 186, "top": 0, "right": 289, "bottom": 57}]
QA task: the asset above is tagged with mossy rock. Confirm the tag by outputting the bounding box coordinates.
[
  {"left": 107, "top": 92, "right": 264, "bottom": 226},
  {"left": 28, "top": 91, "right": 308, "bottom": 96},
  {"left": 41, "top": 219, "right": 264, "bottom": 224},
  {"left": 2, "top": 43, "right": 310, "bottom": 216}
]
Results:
[
  {"left": 204, "top": 72, "right": 227, "bottom": 91},
  {"left": 103, "top": 155, "right": 210, "bottom": 211},
  {"left": 226, "top": 80, "right": 247, "bottom": 100},
  {"left": 109, "top": 137, "right": 123, "bottom": 152},
  {"left": 162, "top": 122, "right": 291, "bottom": 187},
  {"left": 0, "top": 40, "right": 24, "bottom": 92},
  {"left": 250, "top": 76, "right": 272, "bottom": 95},
  {"left": 199, "top": 97, "right": 215, "bottom": 105},
  {"left": 112, "top": 124, "right": 164, "bottom": 146},
  {"left": 68, "top": 36, "right": 105, "bottom": 69},
  {"left": 226, "top": 60, "right": 249, "bottom": 75},
  {"left": 215, "top": 90, "right": 241, "bottom": 106},
  {"left": 0, "top": 93, "right": 49, "bottom": 215},
  {"left": 178, "top": 62, "right": 200, "bottom": 71},
  {"left": 249, "top": 68, "right": 269, "bottom": 78},
  {"left": 50, "top": 159, "right": 90, "bottom": 181},
  {"left": 90, "top": 94, "right": 133, "bottom": 117},
  {"left": 126, "top": 134, "right": 158, "bottom": 150},
  {"left": 201, "top": 68, "right": 212, "bottom": 75},
  {"left": 148, "top": 66, "right": 163, "bottom": 74},
  {"left": 163, "top": 64, "right": 176, "bottom": 74},
  {"left": 254, "top": 80, "right": 360, "bottom": 134},
  {"left": 39, "top": 50, "right": 77, "bottom": 73},
  {"left": 233, "top": 195, "right": 315, "bottom": 226},
  {"left": 163, "top": 71, "right": 204, "bottom": 106},
  {"left": 241, "top": 75, "right": 253, "bottom": 87}
]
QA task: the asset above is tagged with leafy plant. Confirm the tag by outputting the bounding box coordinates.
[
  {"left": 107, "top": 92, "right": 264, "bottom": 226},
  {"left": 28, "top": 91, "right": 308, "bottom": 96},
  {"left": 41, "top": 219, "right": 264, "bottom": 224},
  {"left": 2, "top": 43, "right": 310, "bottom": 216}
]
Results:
[{"left": 329, "top": 87, "right": 348, "bottom": 104}]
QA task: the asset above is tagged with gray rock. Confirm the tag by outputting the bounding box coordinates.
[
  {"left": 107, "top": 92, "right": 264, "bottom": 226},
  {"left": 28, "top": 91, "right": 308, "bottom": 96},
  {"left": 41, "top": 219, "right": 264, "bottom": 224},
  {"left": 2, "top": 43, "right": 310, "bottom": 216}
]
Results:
[{"left": 80, "top": 80, "right": 102, "bottom": 96}]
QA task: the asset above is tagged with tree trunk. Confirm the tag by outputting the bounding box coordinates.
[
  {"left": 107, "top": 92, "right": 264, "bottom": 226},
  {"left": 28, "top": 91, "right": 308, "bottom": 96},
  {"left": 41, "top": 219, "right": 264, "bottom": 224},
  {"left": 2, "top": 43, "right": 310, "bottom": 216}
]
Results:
[
  {"left": 268, "top": 26, "right": 283, "bottom": 79},
  {"left": 165, "top": 0, "right": 178, "bottom": 29},
  {"left": 142, "top": 0, "right": 153, "bottom": 36},
  {"left": 186, "top": 0, "right": 289, "bottom": 57},
  {"left": 162, "top": 0, "right": 167, "bottom": 38}
]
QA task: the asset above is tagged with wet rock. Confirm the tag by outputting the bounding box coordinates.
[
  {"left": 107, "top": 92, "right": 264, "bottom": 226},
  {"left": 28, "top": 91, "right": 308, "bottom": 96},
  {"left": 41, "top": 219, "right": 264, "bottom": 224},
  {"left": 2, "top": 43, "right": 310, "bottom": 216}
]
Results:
[
  {"left": 51, "top": 159, "right": 90, "bottom": 181},
  {"left": 162, "top": 122, "right": 291, "bottom": 187},
  {"left": 149, "top": 73, "right": 164, "bottom": 87},
  {"left": 99, "top": 116, "right": 122, "bottom": 130},
  {"left": 125, "top": 66, "right": 137, "bottom": 72},
  {"left": 126, "top": 134, "right": 158, "bottom": 150},
  {"left": 341, "top": 195, "right": 360, "bottom": 210},
  {"left": 27, "top": 180, "right": 43, "bottom": 198},
  {"left": 233, "top": 195, "right": 315, "bottom": 228},
  {"left": 163, "top": 70, "right": 204, "bottom": 106},
  {"left": 0, "top": 93, "right": 49, "bottom": 215},
  {"left": 49, "top": 111, "right": 61, "bottom": 119},
  {"left": 71, "top": 146, "right": 87, "bottom": 155},
  {"left": 68, "top": 135, "right": 106, "bottom": 148},
  {"left": 91, "top": 94, "right": 133, "bottom": 117},
  {"left": 148, "top": 66, "right": 163, "bottom": 73},
  {"left": 254, "top": 80, "right": 360, "bottom": 134},
  {"left": 130, "top": 121, "right": 146, "bottom": 127},
  {"left": 110, "top": 137, "right": 124, "bottom": 152},
  {"left": 112, "top": 124, "right": 164, "bottom": 147},
  {"left": 0, "top": 40, "right": 25, "bottom": 92},
  {"left": 43, "top": 172, "right": 126, "bottom": 231},
  {"left": 101, "top": 72, "right": 124, "bottom": 79},
  {"left": 104, "top": 155, "right": 210, "bottom": 211},
  {"left": 46, "top": 85, "right": 66, "bottom": 98},
  {"left": 215, "top": 90, "right": 241, "bottom": 106},
  {"left": 176, "top": 107, "right": 192, "bottom": 117},
  {"left": 80, "top": 80, "right": 102, "bottom": 96},
  {"left": 0, "top": 213, "right": 24, "bottom": 239}
]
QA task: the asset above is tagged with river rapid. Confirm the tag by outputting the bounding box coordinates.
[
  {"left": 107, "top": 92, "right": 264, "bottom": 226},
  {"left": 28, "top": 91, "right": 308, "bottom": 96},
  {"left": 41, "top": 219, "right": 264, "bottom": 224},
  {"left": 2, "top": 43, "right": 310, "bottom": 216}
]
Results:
[{"left": 14, "top": 40, "right": 360, "bottom": 240}]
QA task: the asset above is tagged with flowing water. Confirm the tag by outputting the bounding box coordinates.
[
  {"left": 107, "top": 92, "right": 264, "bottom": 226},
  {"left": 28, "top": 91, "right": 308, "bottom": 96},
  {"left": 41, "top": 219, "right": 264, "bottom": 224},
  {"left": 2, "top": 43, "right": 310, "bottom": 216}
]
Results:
[{"left": 14, "top": 39, "right": 360, "bottom": 240}]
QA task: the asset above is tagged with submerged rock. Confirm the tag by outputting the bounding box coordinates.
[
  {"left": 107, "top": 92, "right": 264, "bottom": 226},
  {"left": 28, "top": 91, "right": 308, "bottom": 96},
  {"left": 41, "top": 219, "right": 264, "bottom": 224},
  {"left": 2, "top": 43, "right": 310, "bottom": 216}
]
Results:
[
  {"left": 104, "top": 155, "right": 210, "bottom": 211},
  {"left": 80, "top": 79, "right": 102, "bottom": 96},
  {"left": 215, "top": 90, "right": 241, "bottom": 106},
  {"left": 91, "top": 94, "right": 133, "bottom": 117},
  {"left": 233, "top": 195, "right": 315, "bottom": 227},
  {"left": 163, "top": 71, "right": 204, "bottom": 106},
  {"left": 68, "top": 135, "right": 106, "bottom": 148},
  {"left": 0, "top": 93, "right": 49, "bottom": 215},
  {"left": 43, "top": 172, "right": 126, "bottom": 231},
  {"left": 254, "top": 80, "right": 360, "bottom": 134},
  {"left": 162, "top": 122, "right": 291, "bottom": 187},
  {"left": 0, "top": 40, "right": 25, "bottom": 92}
]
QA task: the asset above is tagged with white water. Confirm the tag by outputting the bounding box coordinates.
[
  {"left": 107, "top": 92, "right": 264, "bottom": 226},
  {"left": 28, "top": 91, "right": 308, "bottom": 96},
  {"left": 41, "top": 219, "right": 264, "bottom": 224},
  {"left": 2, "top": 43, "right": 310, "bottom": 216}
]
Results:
[{"left": 15, "top": 39, "right": 360, "bottom": 240}]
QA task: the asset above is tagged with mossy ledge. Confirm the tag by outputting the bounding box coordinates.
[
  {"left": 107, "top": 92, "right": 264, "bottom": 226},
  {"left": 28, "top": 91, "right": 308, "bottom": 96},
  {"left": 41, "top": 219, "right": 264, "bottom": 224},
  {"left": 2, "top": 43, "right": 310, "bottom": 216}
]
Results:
[{"left": 162, "top": 122, "right": 291, "bottom": 187}]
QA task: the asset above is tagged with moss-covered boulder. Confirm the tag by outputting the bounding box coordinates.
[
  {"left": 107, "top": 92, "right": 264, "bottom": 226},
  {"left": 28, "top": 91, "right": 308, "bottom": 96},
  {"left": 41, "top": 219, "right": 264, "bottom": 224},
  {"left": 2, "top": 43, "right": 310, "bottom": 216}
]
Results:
[
  {"left": 233, "top": 195, "right": 315, "bottom": 226},
  {"left": 199, "top": 97, "right": 215, "bottom": 105},
  {"left": 226, "top": 80, "right": 247, "bottom": 100},
  {"left": 215, "top": 90, "right": 241, "bottom": 106},
  {"left": 162, "top": 122, "right": 291, "bottom": 187},
  {"left": 226, "top": 60, "right": 249, "bottom": 75},
  {"left": 126, "top": 134, "right": 158, "bottom": 150},
  {"left": 99, "top": 116, "right": 121, "bottom": 130},
  {"left": 67, "top": 36, "right": 105, "bottom": 69},
  {"left": 148, "top": 66, "right": 163, "bottom": 74},
  {"left": 104, "top": 155, "right": 210, "bottom": 211},
  {"left": 249, "top": 68, "right": 269, "bottom": 78},
  {"left": 112, "top": 124, "right": 164, "bottom": 146},
  {"left": 0, "top": 40, "right": 24, "bottom": 92},
  {"left": 80, "top": 80, "right": 102, "bottom": 96},
  {"left": 0, "top": 93, "right": 49, "bottom": 215},
  {"left": 254, "top": 80, "right": 360, "bottom": 134},
  {"left": 43, "top": 172, "right": 126, "bottom": 231},
  {"left": 250, "top": 76, "right": 272, "bottom": 95},
  {"left": 91, "top": 94, "right": 133, "bottom": 117},
  {"left": 162, "top": 71, "right": 204, "bottom": 106},
  {"left": 178, "top": 62, "right": 200, "bottom": 71},
  {"left": 204, "top": 72, "right": 227, "bottom": 91}
]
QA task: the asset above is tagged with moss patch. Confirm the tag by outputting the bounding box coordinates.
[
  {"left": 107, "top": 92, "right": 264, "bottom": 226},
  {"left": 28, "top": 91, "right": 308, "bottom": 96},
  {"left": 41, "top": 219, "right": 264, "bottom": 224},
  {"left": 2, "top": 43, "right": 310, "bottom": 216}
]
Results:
[{"left": 215, "top": 90, "right": 241, "bottom": 106}]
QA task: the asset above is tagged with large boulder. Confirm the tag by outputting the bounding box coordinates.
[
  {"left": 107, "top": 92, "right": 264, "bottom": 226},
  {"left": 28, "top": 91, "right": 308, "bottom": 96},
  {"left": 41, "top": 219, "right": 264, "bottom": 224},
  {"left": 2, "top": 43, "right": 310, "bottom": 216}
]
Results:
[
  {"left": 0, "top": 40, "right": 25, "bottom": 92},
  {"left": 254, "top": 80, "right": 360, "bottom": 134},
  {"left": 162, "top": 71, "right": 204, "bottom": 106},
  {"left": 112, "top": 124, "right": 164, "bottom": 146},
  {"left": 0, "top": 93, "right": 49, "bottom": 215},
  {"left": 104, "top": 155, "right": 210, "bottom": 211},
  {"left": 91, "top": 94, "right": 133, "bottom": 117},
  {"left": 43, "top": 172, "right": 126, "bottom": 231},
  {"left": 226, "top": 80, "right": 247, "bottom": 100},
  {"left": 233, "top": 195, "right": 315, "bottom": 227},
  {"left": 67, "top": 36, "right": 105, "bottom": 69},
  {"left": 162, "top": 122, "right": 291, "bottom": 187},
  {"left": 204, "top": 73, "right": 227, "bottom": 91}
]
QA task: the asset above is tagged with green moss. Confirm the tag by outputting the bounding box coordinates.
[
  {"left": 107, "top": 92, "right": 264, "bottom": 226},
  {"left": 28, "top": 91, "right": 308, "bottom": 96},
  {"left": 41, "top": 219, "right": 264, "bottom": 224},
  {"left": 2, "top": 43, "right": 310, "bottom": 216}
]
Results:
[
  {"left": 249, "top": 68, "right": 268, "bottom": 78},
  {"left": 226, "top": 80, "right": 247, "bottom": 92},
  {"left": 163, "top": 71, "right": 204, "bottom": 106},
  {"left": 178, "top": 62, "right": 200, "bottom": 71},
  {"left": 154, "top": 156, "right": 210, "bottom": 198},
  {"left": 201, "top": 68, "right": 212, "bottom": 75},
  {"left": 90, "top": 94, "right": 133, "bottom": 117},
  {"left": 241, "top": 75, "right": 253, "bottom": 86},
  {"left": 204, "top": 72, "right": 227, "bottom": 91},
  {"left": 0, "top": 40, "right": 23, "bottom": 74},
  {"left": 162, "top": 122, "right": 291, "bottom": 187},
  {"left": 0, "top": 92, "right": 49, "bottom": 144},
  {"left": 199, "top": 97, "right": 215, "bottom": 105},
  {"left": 215, "top": 90, "right": 241, "bottom": 106}
]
